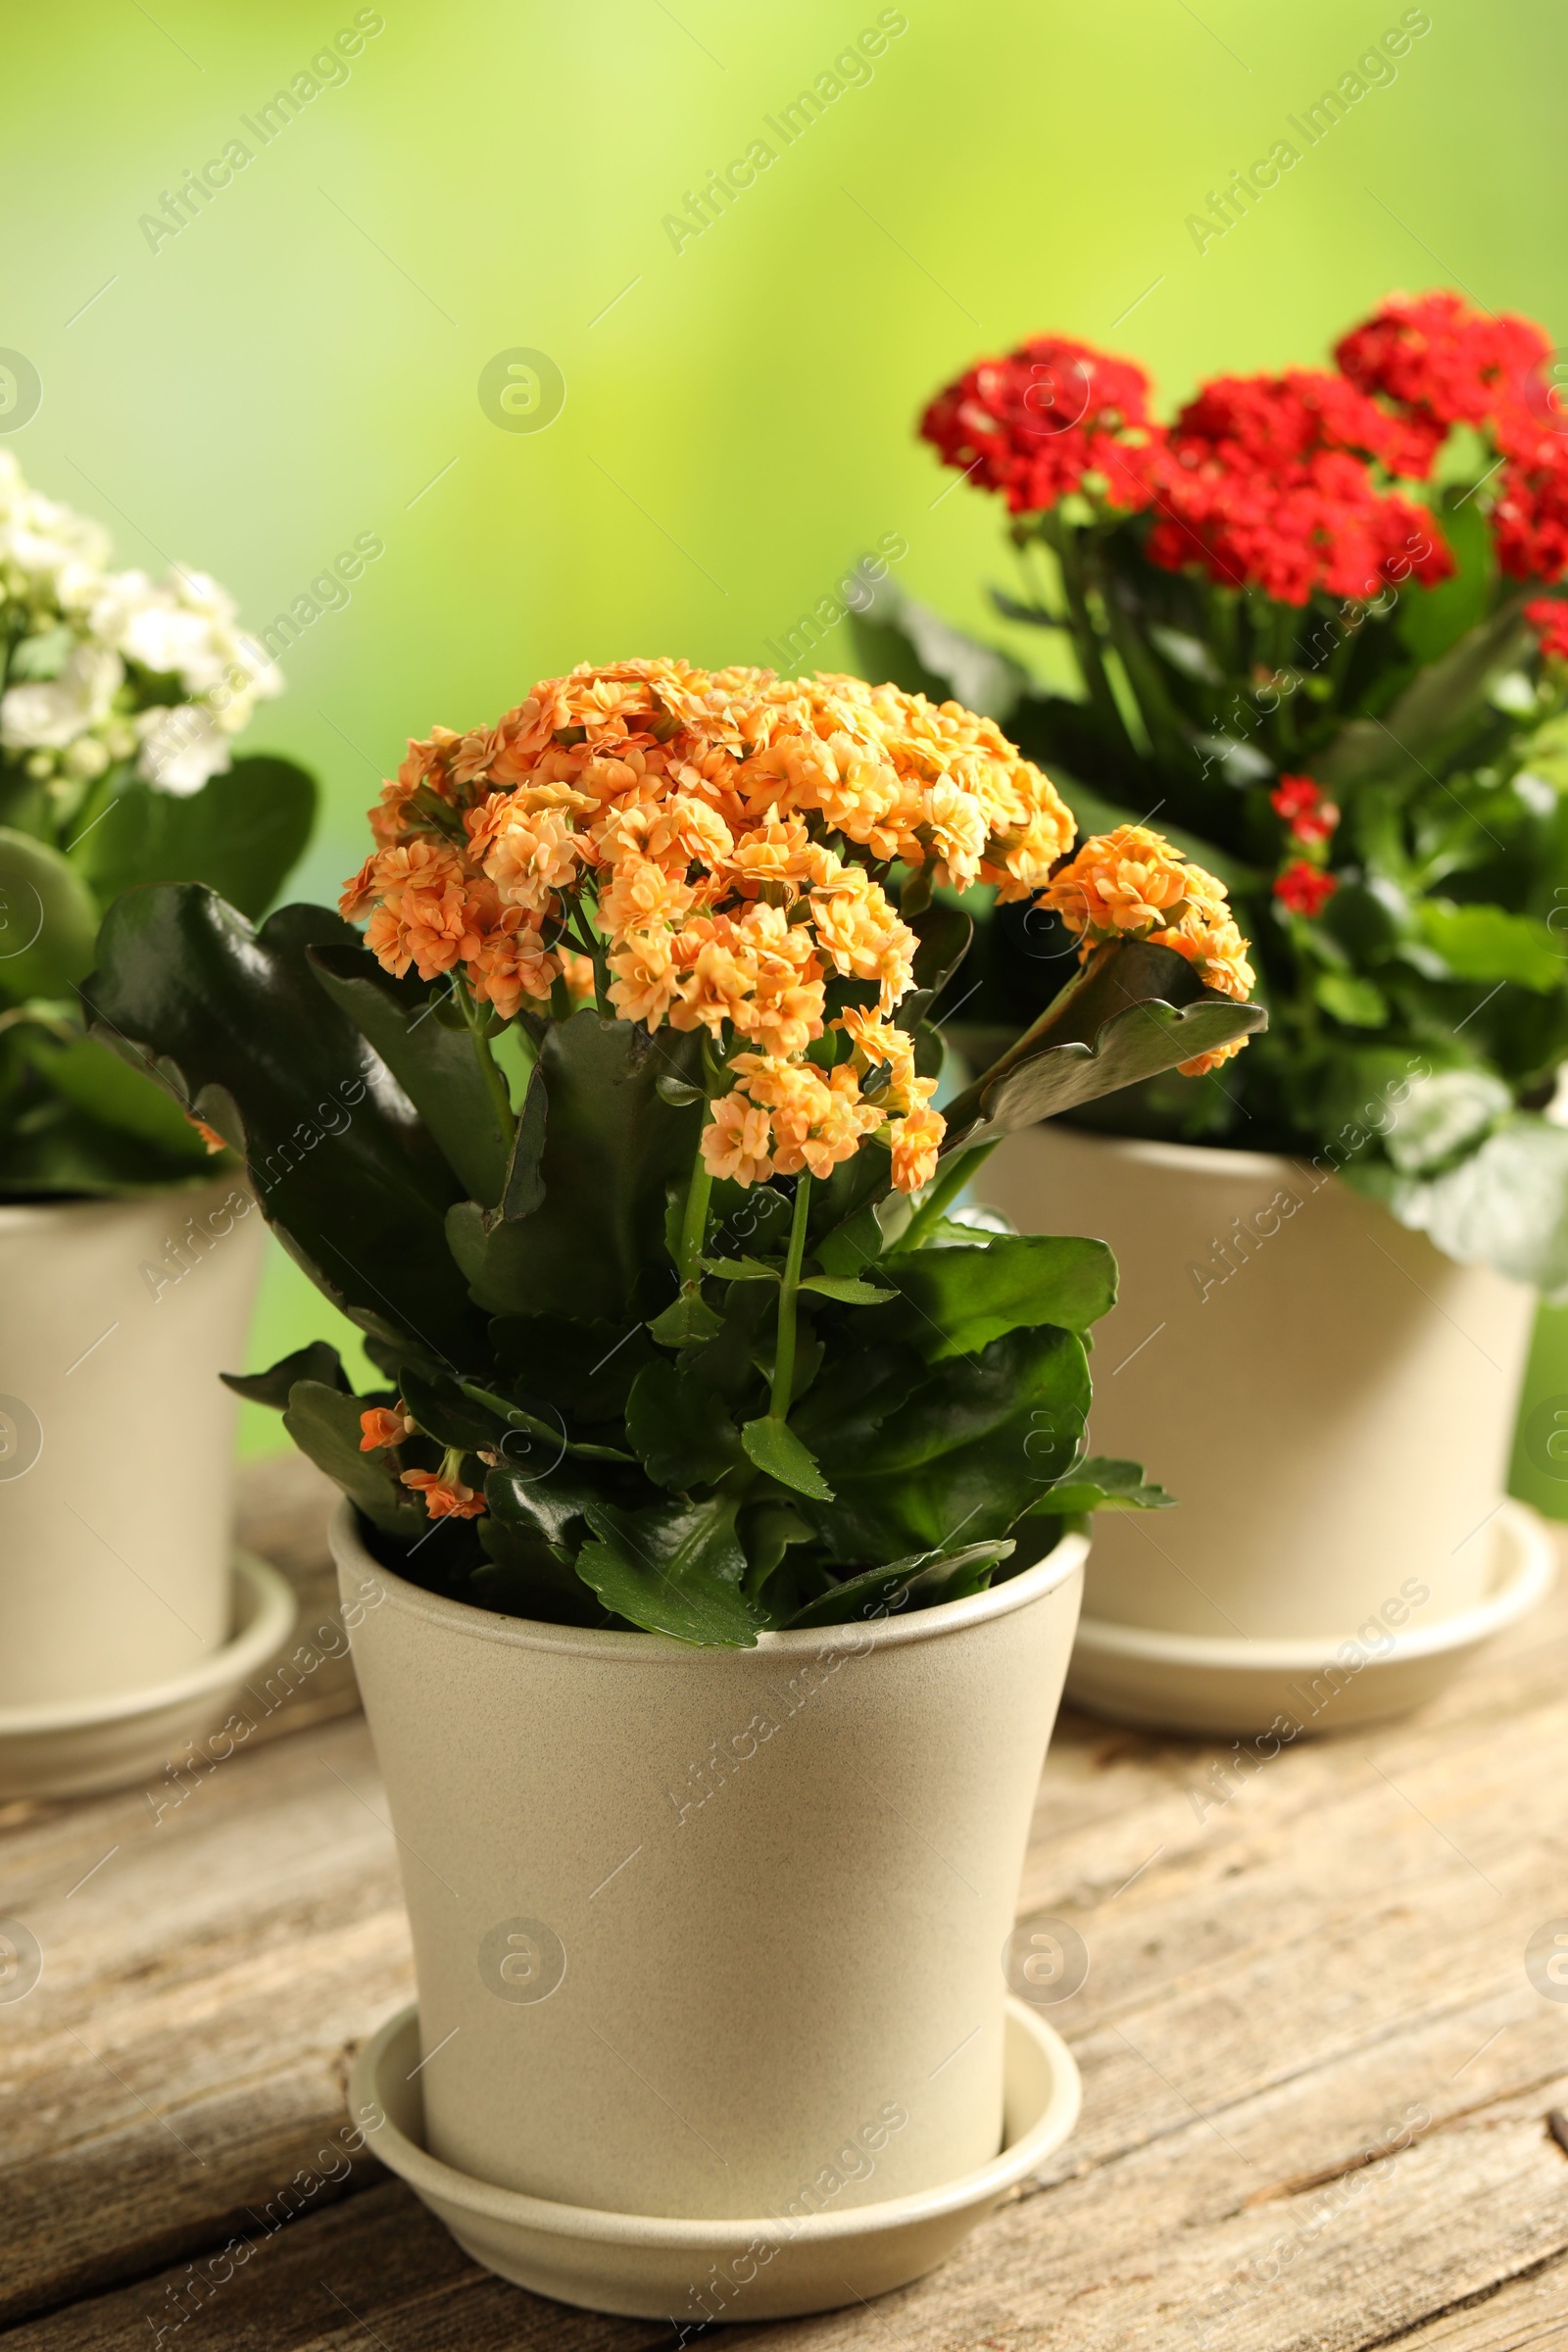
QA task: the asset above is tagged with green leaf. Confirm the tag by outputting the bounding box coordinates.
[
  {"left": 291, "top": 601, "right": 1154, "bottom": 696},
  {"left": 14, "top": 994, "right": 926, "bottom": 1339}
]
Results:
[
  {"left": 1355, "top": 1111, "right": 1568, "bottom": 1292},
  {"left": 19, "top": 1028, "right": 214, "bottom": 1157},
  {"left": 502, "top": 1059, "right": 548, "bottom": 1219},
  {"left": 488, "top": 1312, "right": 655, "bottom": 1425},
  {"left": 701, "top": 1255, "right": 782, "bottom": 1282},
  {"left": 445, "top": 1010, "right": 701, "bottom": 1322},
  {"left": 0, "top": 1100, "right": 209, "bottom": 1195},
  {"left": 486, "top": 1459, "right": 621, "bottom": 1559},
  {"left": 1397, "top": 494, "right": 1494, "bottom": 666},
  {"left": 1316, "top": 599, "right": 1530, "bottom": 792},
  {"left": 70, "top": 756, "right": 317, "bottom": 920},
  {"left": 797, "top": 1274, "right": 897, "bottom": 1304},
  {"left": 1385, "top": 1068, "right": 1512, "bottom": 1176},
  {"left": 740, "top": 1415, "right": 835, "bottom": 1500},
  {"left": 849, "top": 581, "right": 1029, "bottom": 719},
  {"left": 85, "top": 887, "right": 488, "bottom": 1367},
  {"left": 577, "top": 1494, "right": 762, "bottom": 1645},
  {"left": 647, "top": 1289, "right": 725, "bottom": 1345},
  {"left": 221, "top": 1342, "right": 350, "bottom": 1410},
  {"left": 1025, "top": 1455, "right": 1174, "bottom": 1513},
  {"left": 1313, "top": 972, "right": 1390, "bottom": 1028},
  {"left": 877, "top": 1234, "right": 1116, "bottom": 1359},
  {"left": 0, "top": 827, "right": 98, "bottom": 1001},
  {"left": 625, "top": 1357, "right": 743, "bottom": 1488},
  {"left": 802, "top": 1324, "right": 1090, "bottom": 1564},
  {"left": 1414, "top": 901, "right": 1563, "bottom": 992},
  {"left": 309, "top": 944, "right": 513, "bottom": 1208},
  {"left": 780, "top": 1540, "right": 1016, "bottom": 1629},
  {"left": 942, "top": 938, "right": 1265, "bottom": 1147},
  {"left": 282, "top": 1378, "right": 427, "bottom": 1540}
]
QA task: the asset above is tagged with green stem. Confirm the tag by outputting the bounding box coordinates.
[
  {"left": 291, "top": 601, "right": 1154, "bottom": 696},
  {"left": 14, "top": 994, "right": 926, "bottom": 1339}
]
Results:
[
  {"left": 900, "top": 1136, "right": 1001, "bottom": 1250},
  {"left": 678, "top": 1149, "right": 714, "bottom": 1291},
  {"left": 1041, "top": 515, "right": 1135, "bottom": 757},
  {"left": 457, "top": 978, "right": 516, "bottom": 1148},
  {"left": 768, "top": 1172, "right": 813, "bottom": 1421}
]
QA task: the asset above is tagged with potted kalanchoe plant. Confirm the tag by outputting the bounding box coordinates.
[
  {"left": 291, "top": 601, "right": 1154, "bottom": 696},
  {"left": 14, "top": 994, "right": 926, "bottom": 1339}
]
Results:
[
  {"left": 88, "top": 657, "right": 1257, "bottom": 2315},
  {"left": 0, "top": 449, "right": 314, "bottom": 1794},
  {"left": 856, "top": 291, "right": 1568, "bottom": 1732}
]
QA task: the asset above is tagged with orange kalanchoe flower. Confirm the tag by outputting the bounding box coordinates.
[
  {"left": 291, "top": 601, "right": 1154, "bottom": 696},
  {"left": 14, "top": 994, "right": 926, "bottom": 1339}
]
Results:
[
  {"left": 343, "top": 662, "right": 1075, "bottom": 1192},
  {"left": 359, "top": 1404, "right": 414, "bottom": 1451},
  {"left": 1043, "top": 827, "right": 1255, "bottom": 1078},
  {"left": 400, "top": 1467, "right": 486, "bottom": 1520},
  {"left": 186, "top": 1115, "right": 228, "bottom": 1154}
]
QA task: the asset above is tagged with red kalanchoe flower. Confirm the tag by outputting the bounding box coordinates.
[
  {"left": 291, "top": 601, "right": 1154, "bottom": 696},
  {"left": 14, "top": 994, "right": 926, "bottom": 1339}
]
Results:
[
  {"left": 1274, "top": 858, "right": 1339, "bottom": 918},
  {"left": 1494, "top": 459, "right": 1568, "bottom": 583},
  {"left": 1336, "top": 290, "right": 1551, "bottom": 441},
  {"left": 1147, "top": 370, "right": 1453, "bottom": 607},
  {"left": 1527, "top": 598, "right": 1568, "bottom": 663},
  {"left": 919, "top": 336, "right": 1165, "bottom": 515},
  {"left": 1269, "top": 773, "right": 1341, "bottom": 844}
]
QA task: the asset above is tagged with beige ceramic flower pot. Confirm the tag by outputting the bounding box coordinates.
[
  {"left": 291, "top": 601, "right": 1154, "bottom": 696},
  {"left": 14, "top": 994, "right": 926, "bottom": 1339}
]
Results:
[
  {"left": 979, "top": 1125, "right": 1543, "bottom": 1730},
  {"left": 0, "top": 1178, "right": 267, "bottom": 1709},
  {"left": 335, "top": 1506, "right": 1085, "bottom": 2270}
]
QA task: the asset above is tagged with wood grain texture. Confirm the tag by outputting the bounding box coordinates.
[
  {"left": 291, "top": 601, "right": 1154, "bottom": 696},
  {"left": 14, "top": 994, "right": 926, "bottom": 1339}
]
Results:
[{"left": 2, "top": 1461, "right": 1565, "bottom": 2349}]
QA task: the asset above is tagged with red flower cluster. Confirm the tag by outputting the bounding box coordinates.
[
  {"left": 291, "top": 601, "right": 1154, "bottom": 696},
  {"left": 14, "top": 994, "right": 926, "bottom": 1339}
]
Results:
[
  {"left": 1338, "top": 291, "right": 1568, "bottom": 584},
  {"left": 1146, "top": 370, "right": 1453, "bottom": 607},
  {"left": 1527, "top": 598, "right": 1568, "bottom": 664},
  {"left": 924, "top": 295, "right": 1568, "bottom": 607},
  {"left": 1274, "top": 858, "right": 1338, "bottom": 918},
  {"left": 1335, "top": 290, "right": 1550, "bottom": 440},
  {"left": 1269, "top": 773, "right": 1340, "bottom": 845},
  {"left": 918, "top": 336, "right": 1163, "bottom": 515}
]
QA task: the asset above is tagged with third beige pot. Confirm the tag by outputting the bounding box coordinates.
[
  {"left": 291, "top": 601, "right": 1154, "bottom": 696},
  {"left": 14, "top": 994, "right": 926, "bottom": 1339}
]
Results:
[{"left": 979, "top": 1124, "right": 1539, "bottom": 1652}]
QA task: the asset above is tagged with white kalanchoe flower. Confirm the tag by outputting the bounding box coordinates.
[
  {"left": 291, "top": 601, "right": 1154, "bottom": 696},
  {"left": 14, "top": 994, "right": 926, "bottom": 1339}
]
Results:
[
  {"left": 0, "top": 641, "right": 122, "bottom": 752},
  {"left": 133, "top": 703, "right": 232, "bottom": 796},
  {"left": 0, "top": 452, "right": 284, "bottom": 793}
]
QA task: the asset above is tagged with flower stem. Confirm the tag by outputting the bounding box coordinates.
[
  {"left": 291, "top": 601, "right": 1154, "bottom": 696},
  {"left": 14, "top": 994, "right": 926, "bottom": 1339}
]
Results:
[
  {"left": 768, "top": 1172, "right": 812, "bottom": 1420},
  {"left": 457, "top": 978, "right": 516, "bottom": 1148},
  {"left": 678, "top": 1150, "right": 714, "bottom": 1290}
]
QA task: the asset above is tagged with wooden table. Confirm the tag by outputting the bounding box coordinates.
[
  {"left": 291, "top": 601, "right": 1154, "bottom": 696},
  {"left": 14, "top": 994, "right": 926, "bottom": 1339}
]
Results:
[{"left": 4, "top": 1456, "right": 1567, "bottom": 2352}]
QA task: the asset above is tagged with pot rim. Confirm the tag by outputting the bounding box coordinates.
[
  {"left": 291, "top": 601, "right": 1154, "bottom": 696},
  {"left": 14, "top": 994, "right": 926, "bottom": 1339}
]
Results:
[
  {"left": 0, "top": 1169, "right": 254, "bottom": 1233},
  {"left": 1031, "top": 1127, "right": 1312, "bottom": 1185},
  {"left": 331, "top": 1498, "right": 1087, "bottom": 1663}
]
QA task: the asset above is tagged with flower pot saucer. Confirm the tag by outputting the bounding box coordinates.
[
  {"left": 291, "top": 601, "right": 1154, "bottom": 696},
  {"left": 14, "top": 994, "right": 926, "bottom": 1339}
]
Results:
[
  {"left": 1064, "top": 1498, "right": 1555, "bottom": 1740},
  {"left": 0, "top": 1551, "right": 296, "bottom": 1799},
  {"left": 349, "top": 1997, "right": 1081, "bottom": 2321}
]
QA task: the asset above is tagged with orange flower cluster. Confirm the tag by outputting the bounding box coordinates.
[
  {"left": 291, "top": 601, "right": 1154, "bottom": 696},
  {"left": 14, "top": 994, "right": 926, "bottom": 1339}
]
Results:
[
  {"left": 1041, "top": 825, "right": 1255, "bottom": 1079},
  {"left": 341, "top": 659, "right": 1076, "bottom": 1191}
]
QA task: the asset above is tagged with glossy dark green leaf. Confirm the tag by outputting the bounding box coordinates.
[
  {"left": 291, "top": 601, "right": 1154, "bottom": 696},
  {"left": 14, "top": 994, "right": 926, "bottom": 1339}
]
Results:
[
  {"left": 489, "top": 1312, "right": 655, "bottom": 1424},
  {"left": 625, "top": 1357, "right": 743, "bottom": 1488},
  {"left": 876, "top": 1234, "right": 1116, "bottom": 1359},
  {"left": 221, "top": 1342, "right": 350, "bottom": 1410},
  {"left": 309, "top": 944, "right": 513, "bottom": 1207},
  {"left": 577, "top": 1494, "right": 761, "bottom": 1645},
  {"left": 941, "top": 938, "right": 1265, "bottom": 1146},
  {"left": 1025, "top": 1455, "right": 1174, "bottom": 1513},
  {"left": 70, "top": 757, "right": 317, "bottom": 920},
  {"left": 740, "top": 1415, "right": 835, "bottom": 1499},
  {"left": 1316, "top": 599, "right": 1529, "bottom": 792},
  {"left": 797, "top": 1274, "right": 897, "bottom": 1305},
  {"left": 282, "top": 1379, "right": 427, "bottom": 1540},
  {"left": 802, "top": 1325, "right": 1090, "bottom": 1564},
  {"left": 85, "top": 886, "right": 487, "bottom": 1367},
  {"left": 780, "top": 1539, "right": 1015, "bottom": 1629},
  {"left": 486, "top": 1458, "right": 627, "bottom": 1557},
  {"left": 445, "top": 1009, "right": 701, "bottom": 1323}
]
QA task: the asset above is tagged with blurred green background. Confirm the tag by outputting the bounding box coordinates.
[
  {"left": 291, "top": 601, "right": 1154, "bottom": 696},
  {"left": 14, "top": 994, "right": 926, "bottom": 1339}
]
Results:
[{"left": 6, "top": 0, "right": 1568, "bottom": 1502}]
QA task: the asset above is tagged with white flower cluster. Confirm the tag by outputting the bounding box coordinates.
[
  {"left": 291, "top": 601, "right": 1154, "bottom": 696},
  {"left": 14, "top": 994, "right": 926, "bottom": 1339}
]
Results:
[{"left": 0, "top": 450, "right": 283, "bottom": 797}]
